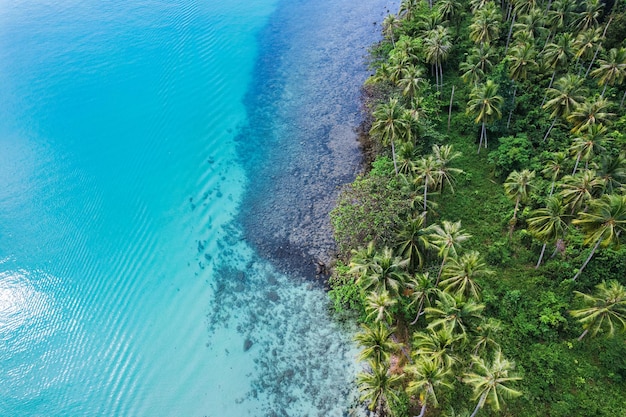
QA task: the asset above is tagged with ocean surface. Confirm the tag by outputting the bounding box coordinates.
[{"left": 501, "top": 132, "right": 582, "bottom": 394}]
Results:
[{"left": 0, "top": 0, "right": 391, "bottom": 415}]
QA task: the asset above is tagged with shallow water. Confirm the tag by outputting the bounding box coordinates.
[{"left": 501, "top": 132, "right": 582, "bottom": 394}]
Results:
[{"left": 0, "top": 0, "right": 391, "bottom": 415}]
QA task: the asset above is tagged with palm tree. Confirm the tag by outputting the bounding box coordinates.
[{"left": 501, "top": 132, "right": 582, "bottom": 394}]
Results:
[
  {"left": 507, "top": 42, "right": 538, "bottom": 127},
  {"left": 350, "top": 241, "right": 377, "bottom": 280},
  {"left": 574, "top": 0, "right": 603, "bottom": 33},
  {"left": 567, "top": 97, "right": 615, "bottom": 134},
  {"left": 597, "top": 152, "right": 626, "bottom": 194},
  {"left": 426, "top": 291, "right": 485, "bottom": 336},
  {"left": 466, "top": 80, "right": 503, "bottom": 153},
  {"left": 424, "top": 26, "right": 452, "bottom": 90},
  {"left": 472, "top": 318, "right": 502, "bottom": 356},
  {"left": 413, "top": 327, "right": 463, "bottom": 369},
  {"left": 545, "top": 0, "right": 575, "bottom": 42},
  {"left": 406, "top": 272, "right": 438, "bottom": 325},
  {"left": 571, "top": 194, "right": 626, "bottom": 280},
  {"left": 569, "top": 124, "right": 609, "bottom": 174},
  {"left": 463, "top": 350, "right": 522, "bottom": 417},
  {"left": 559, "top": 170, "right": 603, "bottom": 215},
  {"left": 527, "top": 196, "right": 570, "bottom": 268},
  {"left": 503, "top": 169, "right": 536, "bottom": 236},
  {"left": 469, "top": 3, "right": 501, "bottom": 48},
  {"left": 395, "top": 213, "right": 431, "bottom": 272},
  {"left": 573, "top": 27, "right": 602, "bottom": 73},
  {"left": 365, "top": 290, "right": 398, "bottom": 324},
  {"left": 541, "top": 151, "right": 568, "bottom": 196},
  {"left": 512, "top": 7, "right": 548, "bottom": 45},
  {"left": 383, "top": 14, "right": 401, "bottom": 48},
  {"left": 429, "top": 220, "right": 471, "bottom": 283},
  {"left": 398, "top": 0, "right": 419, "bottom": 20},
  {"left": 396, "top": 141, "right": 419, "bottom": 176},
  {"left": 356, "top": 247, "right": 410, "bottom": 295},
  {"left": 437, "top": 0, "right": 462, "bottom": 24},
  {"left": 590, "top": 47, "right": 626, "bottom": 97},
  {"left": 540, "top": 33, "right": 574, "bottom": 106},
  {"left": 397, "top": 64, "right": 427, "bottom": 100},
  {"left": 432, "top": 144, "right": 463, "bottom": 193},
  {"left": 406, "top": 357, "right": 454, "bottom": 417},
  {"left": 440, "top": 251, "right": 493, "bottom": 300},
  {"left": 542, "top": 74, "right": 586, "bottom": 140},
  {"left": 355, "top": 322, "right": 400, "bottom": 364},
  {"left": 371, "top": 98, "right": 410, "bottom": 175},
  {"left": 460, "top": 55, "right": 486, "bottom": 86},
  {"left": 570, "top": 280, "right": 626, "bottom": 340},
  {"left": 414, "top": 155, "right": 442, "bottom": 213},
  {"left": 357, "top": 360, "right": 403, "bottom": 416}
]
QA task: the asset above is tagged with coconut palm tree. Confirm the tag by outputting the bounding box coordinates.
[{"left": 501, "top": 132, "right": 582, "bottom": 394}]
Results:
[
  {"left": 569, "top": 124, "right": 609, "bottom": 174},
  {"left": 504, "top": 169, "right": 536, "bottom": 235},
  {"left": 398, "top": 0, "right": 420, "bottom": 19},
  {"left": 469, "top": 3, "right": 501, "bottom": 49},
  {"left": 424, "top": 26, "right": 452, "bottom": 90},
  {"left": 573, "top": 27, "right": 602, "bottom": 73},
  {"left": 440, "top": 251, "right": 493, "bottom": 300},
  {"left": 527, "top": 196, "right": 570, "bottom": 268},
  {"left": 437, "top": 0, "right": 462, "bottom": 24},
  {"left": 590, "top": 47, "right": 626, "bottom": 97},
  {"left": 371, "top": 98, "right": 410, "bottom": 175},
  {"left": 467, "top": 79, "right": 503, "bottom": 153},
  {"left": 463, "top": 350, "right": 522, "bottom": 417},
  {"left": 397, "top": 64, "right": 427, "bottom": 100},
  {"left": 541, "top": 151, "right": 568, "bottom": 196},
  {"left": 460, "top": 55, "right": 486, "bottom": 86},
  {"left": 542, "top": 74, "right": 586, "bottom": 140},
  {"left": 559, "top": 170, "right": 604, "bottom": 215},
  {"left": 574, "top": 0, "right": 603, "bottom": 33},
  {"left": 407, "top": 272, "right": 438, "bottom": 325},
  {"left": 426, "top": 291, "right": 485, "bottom": 336},
  {"left": 357, "top": 360, "right": 403, "bottom": 417},
  {"left": 355, "top": 322, "right": 400, "bottom": 364},
  {"left": 512, "top": 7, "right": 548, "bottom": 45},
  {"left": 432, "top": 144, "right": 463, "bottom": 193},
  {"left": 571, "top": 194, "right": 626, "bottom": 281},
  {"left": 383, "top": 14, "right": 401, "bottom": 48},
  {"left": 597, "top": 152, "right": 626, "bottom": 195},
  {"left": 472, "top": 318, "right": 502, "bottom": 356},
  {"left": 414, "top": 155, "right": 442, "bottom": 213},
  {"left": 507, "top": 42, "right": 538, "bottom": 127},
  {"left": 429, "top": 220, "right": 471, "bottom": 283},
  {"left": 545, "top": 0, "right": 575, "bottom": 42},
  {"left": 540, "top": 33, "right": 574, "bottom": 106},
  {"left": 406, "top": 357, "right": 454, "bottom": 417},
  {"left": 350, "top": 241, "right": 377, "bottom": 280},
  {"left": 396, "top": 141, "right": 419, "bottom": 176},
  {"left": 567, "top": 97, "right": 615, "bottom": 134},
  {"left": 395, "top": 213, "right": 431, "bottom": 272},
  {"left": 356, "top": 247, "right": 410, "bottom": 295},
  {"left": 570, "top": 280, "right": 626, "bottom": 340},
  {"left": 365, "top": 290, "right": 398, "bottom": 324},
  {"left": 413, "top": 327, "right": 464, "bottom": 369}
]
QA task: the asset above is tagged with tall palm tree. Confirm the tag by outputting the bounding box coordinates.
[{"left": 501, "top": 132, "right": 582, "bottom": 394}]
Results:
[
  {"left": 545, "top": 0, "right": 575, "bottom": 42},
  {"left": 396, "top": 141, "right": 419, "bottom": 176},
  {"left": 424, "top": 26, "right": 452, "bottom": 90},
  {"left": 395, "top": 213, "right": 431, "bottom": 272},
  {"left": 357, "top": 360, "right": 403, "bottom": 417},
  {"left": 527, "top": 196, "right": 570, "bottom": 268},
  {"left": 571, "top": 194, "right": 626, "bottom": 280},
  {"left": 437, "top": 0, "right": 462, "bottom": 24},
  {"left": 559, "top": 169, "right": 603, "bottom": 215},
  {"left": 350, "top": 241, "right": 377, "bottom": 280},
  {"left": 597, "top": 152, "right": 626, "bottom": 195},
  {"left": 574, "top": 0, "right": 603, "bottom": 33},
  {"left": 406, "top": 357, "right": 454, "bottom": 417},
  {"left": 590, "top": 47, "right": 626, "bottom": 97},
  {"left": 413, "top": 327, "right": 463, "bottom": 369},
  {"left": 460, "top": 55, "right": 486, "bottom": 86},
  {"left": 414, "top": 155, "right": 442, "bottom": 213},
  {"left": 407, "top": 272, "right": 438, "bottom": 325},
  {"left": 472, "top": 318, "right": 502, "bottom": 356},
  {"left": 567, "top": 96, "right": 614, "bottom": 135},
  {"left": 570, "top": 280, "right": 626, "bottom": 340},
  {"left": 356, "top": 247, "right": 410, "bottom": 295},
  {"left": 512, "top": 7, "right": 548, "bottom": 45},
  {"left": 371, "top": 98, "right": 410, "bottom": 175},
  {"left": 542, "top": 74, "right": 586, "bottom": 140},
  {"left": 398, "top": 0, "right": 419, "bottom": 20},
  {"left": 463, "top": 350, "right": 522, "bottom": 417},
  {"left": 365, "top": 290, "right": 398, "bottom": 324},
  {"left": 432, "top": 144, "right": 464, "bottom": 194},
  {"left": 469, "top": 3, "right": 501, "bottom": 49},
  {"left": 541, "top": 151, "right": 568, "bottom": 196},
  {"left": 507, "top": 42, "right": 538, "bottom": 127},
  {"left": 440, "top": 251, "right": 493, "bottom": 300},
  {"left": 540, "top": 33, "right": 574, "bottom": 106},
  {"left": 569, "top": 123, "right": 609, "bottom": 174},
  {"left": 383, "top": 14, "right": 401, "bottom": 48},
  {"left": 466, "top": 80, "right": 503, "bottom": 153},
  {"left": 429, "top": 220, "right": 472, "bottom": 283},
  {"left": 426, "top": 291, "right": 485, "bottom": 336},
  {"left": 398, "top": 64, "right": 427, "bottom": 100},
  {"left": 503, "top": 169, "right": 536, "bottom": 235},
  {"left": 355, "top": 322, "right": 400, "bottom": 364},
  {"left": 573, "top": 27, "right": 602, "bottom": 74}
]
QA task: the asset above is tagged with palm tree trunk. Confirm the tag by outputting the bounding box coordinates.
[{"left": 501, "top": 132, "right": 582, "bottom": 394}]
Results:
[
  {"left": 536, "top": 242, "right": 547, "bottom": 268},
  {"left": 509, "top": 198, "right": 520, "bottom": 238},
  {"left": 439, "top": 63, "right": 444, "bottom": 91},
  {"left": 504, "top": 13, "right": 516, "bottom": 55},
  {"left": 436, "top": 256, "right": 446, "bottom": 286},
  {"left": 391, "top": 139, "right": 398, "bottom": 175},
  {"left": 507, "top": 85, "right": 517, "bottom": 128},
  {"left": 541, "top": 71, "right": 557, "bottom": 107},
  {"left": 572, "top": 237, "right": 603, "bottom": 281},
  {"left": 543, "top": 117, "right": 557, "bottom": 142},
  {"left": 549, "top": 179, "right": 556, "bottom": 197},
  {"left": 572, "top": 152, "right": 581, "bottom": 174},
  {"left": 601, "top": 83, "right": 608, "bottom": 98},
  {"left": 477, "top": 123, "right": 484, "bottom": 154},
  {"left": 585, "top": 46, "right": 601, "bottom": 78},
  {"left": 586, "top": 16, "right": 614, "bottom": 78},
  {"left": 448, "top": 85, "right": 455, "bottom": 132},
  {"left": 577, "top": 328, "right": 590, "bottom": 341},
  {"left": 423, "top": 180, "right": 428, "bottom": 213},
  {"left": 620, "top": 89, "right": 626, "bottom": 108},
  {"left": 418, "top": 403, "right": 427, "bottom": 417},
  {"left": 469, "top": 393, "right": 487, "bottom": 417},
  {"left": 434, "top": 64, "right": 439, "bottom": 90},
  {"left": 483, "top": 123, "right": 488, "bottom": 149},
  {"left": 410, "top": 297, "right": 426, "bottom": 325}
]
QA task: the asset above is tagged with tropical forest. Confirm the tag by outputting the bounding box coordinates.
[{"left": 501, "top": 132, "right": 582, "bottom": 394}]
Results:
[{"left": 328, "top": 0, "right": 626, "bottom": 415}]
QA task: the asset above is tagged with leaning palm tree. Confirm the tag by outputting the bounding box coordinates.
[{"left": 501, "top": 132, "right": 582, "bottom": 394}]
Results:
[
  {"left": 507, "top": 42, "right": 538, "bottom": 127},
  {"left": 466, "top": 79, "right": 503, "bottom": 153},
  {"left": 571, "top": 194, "right": 626, "bottom": 281},
  {"left": 569, "top": 123, "right": 609, "bottom": 174},
  {"left": 574, "top": 0, "right": 603, "bottom": 33},
  {"left": 355, "top": 322, "right": 400, "bottom": 364},
  {"left": 590, "top": 47, "right": 626, "bottom": 97},
  {"left": 365, "top": 290, "right": 398, "bottom": 324},
  {"left": 426, "top": 291, "right": 485, "bottom": 337},
  {"left": 413, "top": 327, "right": 464, "bottom": 369},
  {"left": 469, "top": 3, "right": 501, "bottom": 49},
  {"left": 357, "top": 360, "right": 403, "bottom": 417},
  {"left": 527, "top": 196, "right": 570, "bottom": 268},
  {"left": 570, "top": 280, "right": 626, "bottom": 340},
  {"left": 540, "top": 33, "right": 574, "bottom": 106},
  {"left": 541, "top": 151, "right": 568, "bottom": 196},
  {"left": 397, "top": 64, "right": 427, "bottom": 100},
  {"left": 542, "top": 74, "right": 586, "bottom": 141},
  {"left": 383, "top": 14, "right": 401, "bottom": 48},
  {"left": 573, "top": 27, "right": 602, "bottom": 73},
  {"left": 395, "top": 213, "right": 431, "bottom": 272},
  {"left": 559, "top": 169, "right": 604, "bottom": 215},
  {"left": 428, "top": 220, "right": 472, "bottom": 283},
  {"left": 597, "top": 152, "right": 626, "bottom": 195},
  {"left": 406, "top": 272, "right": 438, "bottom": 325},
  {"left": 371, "top": 98, "right": 410, "bottom": 175},
  {"left": 414, "top": 155, "right": 442, "bottom": 213},
  {"left": 423, "top": 26, "right": 452, "bottom": 90},
  {"left": 398, "top": 0, "right": 419, "bottom": 19},
  {"left": 567, "top": 97, "right": 615, "bottom": 134},
  {"left": 472, "top": 318, "right": 502, "bottom": 356},
  {"left": 503, "top": 169, "right": 536, "bottom": 236},
  {"left": 440, "top": 251, "right": 493, "bottom": 300},
  {"left": 463, "top": 350, "right": 522, "bottom": 417},
  {"left": 357, "top": 247, "right": 410, "bottom": 295},
  {"left": 406, "top": 357, "right": 454, "bottom": 417},
  {"left": 432, "top": 144, "right": 463, "bottom": 193}
]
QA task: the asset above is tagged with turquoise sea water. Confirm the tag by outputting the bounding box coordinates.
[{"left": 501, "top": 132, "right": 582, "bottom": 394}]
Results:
[{"left": 0, "top": 0, "right": 390, "bottom": 415}]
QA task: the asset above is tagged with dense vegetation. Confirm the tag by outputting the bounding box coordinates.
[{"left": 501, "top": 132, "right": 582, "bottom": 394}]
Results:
[{"left": 328, "top": 0, "right": 626, "bottom": 416}]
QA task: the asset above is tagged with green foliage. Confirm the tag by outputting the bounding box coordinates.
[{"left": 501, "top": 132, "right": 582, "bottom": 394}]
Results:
[
  {"left": 488, "top": 134, "right": 534, "bottom": 179},
  {"left": 327, "top": 262, "right": 365, "bottom": 317}
]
